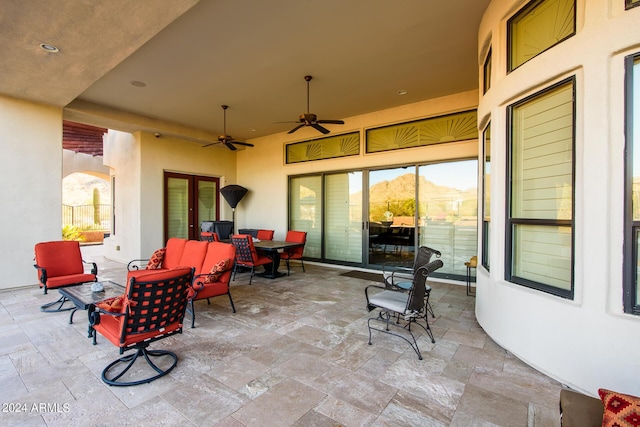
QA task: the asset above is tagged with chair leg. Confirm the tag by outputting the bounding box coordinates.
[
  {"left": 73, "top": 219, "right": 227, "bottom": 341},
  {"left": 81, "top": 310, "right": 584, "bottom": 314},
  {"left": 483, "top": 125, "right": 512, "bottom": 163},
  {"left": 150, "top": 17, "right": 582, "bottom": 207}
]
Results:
[
  {"left": 286, "top": 259, "right": 290, "bottom": 276},
  {"left": 228, "top": 292, "right": 236, "bottom": 313},
  {"left": 40, "top": 295, "right": 74, "bottom": 313},
  {"left": 367, "top": 311, "right": 428, "bottom": 360},
  {"left": 248, "top": 267, "right": 254, "bottom": 285},
  {"left": 101, "top": 344, "right": 178, "bottom": 387},
  {"left": 188, "top": 299, "right": 196, "bottom": 328},
  {"left": 301, "top": 259, "right": 305, "bottom": 272}
]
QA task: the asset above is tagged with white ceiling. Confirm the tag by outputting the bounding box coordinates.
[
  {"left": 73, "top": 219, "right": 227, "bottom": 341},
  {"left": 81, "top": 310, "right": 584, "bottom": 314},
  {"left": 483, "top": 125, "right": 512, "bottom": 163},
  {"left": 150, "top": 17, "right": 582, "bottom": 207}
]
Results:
[{"left": 1, "top": 0, "right": 491, "bottom": 143}]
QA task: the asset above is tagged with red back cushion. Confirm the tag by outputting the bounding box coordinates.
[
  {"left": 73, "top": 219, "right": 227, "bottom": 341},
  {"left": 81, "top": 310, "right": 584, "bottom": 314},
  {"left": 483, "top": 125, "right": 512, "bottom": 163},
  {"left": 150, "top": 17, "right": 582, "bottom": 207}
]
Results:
[
  {"left": 34, "top": 241, "right": 84, "bottom": 278},
  {"left": 201, "top": 242, "right": 236, "bottom": 275},
  {"left": 162, "top": 238, "right": 187, "bottom": 269},
  {"left": 179, "top": 240, "right": 209, "bottom": 275},
  {"left": 256, "top": 229, "right": 274, "bottom": 240}
]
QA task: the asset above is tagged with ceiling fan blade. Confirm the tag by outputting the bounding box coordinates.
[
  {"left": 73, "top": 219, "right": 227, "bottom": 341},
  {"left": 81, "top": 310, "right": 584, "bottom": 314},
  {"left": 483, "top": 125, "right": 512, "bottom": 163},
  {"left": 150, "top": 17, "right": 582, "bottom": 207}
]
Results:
[
  {"left": 231, "top": 141, "right": 254, "bottom": 147},
  {"left": 202, "top": 142, "right": 218, "bottom": 148},
  {"left": 312, "top": 124, "right": 330, "bottom": 134},
  {"left": 224, "top": 141, "right": 237, "bottom": 151},
  {"left": 317, "top": 119, "right": 345, "bottom": 124},
  {"left": 288, "top": 124, "right": 305, "bottom": 134}
]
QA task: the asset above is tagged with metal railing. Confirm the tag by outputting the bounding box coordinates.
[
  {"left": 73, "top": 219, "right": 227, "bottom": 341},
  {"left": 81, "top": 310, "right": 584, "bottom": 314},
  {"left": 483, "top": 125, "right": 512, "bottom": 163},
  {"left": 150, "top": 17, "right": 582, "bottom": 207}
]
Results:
[{"left": 62, "top": 204, "right": 111, "bottom": 230}]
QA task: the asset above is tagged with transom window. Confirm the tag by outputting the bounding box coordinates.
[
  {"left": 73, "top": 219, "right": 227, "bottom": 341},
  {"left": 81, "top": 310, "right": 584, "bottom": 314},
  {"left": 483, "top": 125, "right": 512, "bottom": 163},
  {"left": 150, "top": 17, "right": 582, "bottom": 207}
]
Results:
[{"left": 508, "top": 0, "right": 576, "bottom": 72}]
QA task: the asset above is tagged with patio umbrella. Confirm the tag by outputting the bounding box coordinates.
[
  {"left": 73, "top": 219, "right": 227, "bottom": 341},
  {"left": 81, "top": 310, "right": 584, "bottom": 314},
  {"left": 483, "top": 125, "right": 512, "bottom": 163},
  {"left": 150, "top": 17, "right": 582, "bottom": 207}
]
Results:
[{"left": 220, "top": 185, "right": 248, "bottom": 234}]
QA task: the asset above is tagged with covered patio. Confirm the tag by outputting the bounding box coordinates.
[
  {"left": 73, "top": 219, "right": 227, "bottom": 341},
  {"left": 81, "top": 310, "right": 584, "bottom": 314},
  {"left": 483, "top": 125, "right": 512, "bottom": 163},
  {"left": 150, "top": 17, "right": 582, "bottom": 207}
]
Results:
[{"left": 0, "top": 245, "right": 560, "bottom": 426}]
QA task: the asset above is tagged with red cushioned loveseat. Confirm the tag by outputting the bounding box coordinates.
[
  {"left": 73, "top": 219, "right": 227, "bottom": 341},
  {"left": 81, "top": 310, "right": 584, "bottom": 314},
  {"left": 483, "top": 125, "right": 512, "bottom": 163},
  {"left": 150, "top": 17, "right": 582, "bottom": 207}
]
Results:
[{"left": 127, "top": 238, "right": 236, "bottom": 327}]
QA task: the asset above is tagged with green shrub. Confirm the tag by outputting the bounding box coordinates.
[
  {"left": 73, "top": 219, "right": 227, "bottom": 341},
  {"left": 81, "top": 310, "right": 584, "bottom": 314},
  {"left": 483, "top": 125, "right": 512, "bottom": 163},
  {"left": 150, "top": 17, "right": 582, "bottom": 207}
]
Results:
[{"left": 62, "top": 225, "right": 85, "bottom": 241}]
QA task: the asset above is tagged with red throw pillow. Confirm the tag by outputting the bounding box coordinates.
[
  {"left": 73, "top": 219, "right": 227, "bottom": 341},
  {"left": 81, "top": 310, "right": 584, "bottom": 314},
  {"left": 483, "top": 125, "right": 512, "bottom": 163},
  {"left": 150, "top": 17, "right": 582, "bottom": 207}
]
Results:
[
  {"left": 146, "top": 248, "right": 166, "bottom": 270},
  {"left": 204, "top": 258, "right": 232, "bottom": 283},
  {"left": 599, "top": 388, "right": 640, "bottom": 427},
  {"left": 96, "top": 295, "right": 125, "bottom": 313}
]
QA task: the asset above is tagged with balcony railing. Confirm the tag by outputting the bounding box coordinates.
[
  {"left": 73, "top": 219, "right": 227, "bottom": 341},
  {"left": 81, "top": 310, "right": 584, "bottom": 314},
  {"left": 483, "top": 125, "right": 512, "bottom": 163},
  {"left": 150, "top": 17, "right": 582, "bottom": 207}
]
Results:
[{"left": 62, "top": 204, "right": 111, "bottom": 230}]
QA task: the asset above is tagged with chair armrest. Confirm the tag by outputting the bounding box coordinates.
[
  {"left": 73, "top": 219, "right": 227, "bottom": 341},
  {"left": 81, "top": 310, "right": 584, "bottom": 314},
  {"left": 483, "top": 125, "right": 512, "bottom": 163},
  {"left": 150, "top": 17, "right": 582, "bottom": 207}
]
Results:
[
  {"left": 127, "top": 259, "right": 149, "bottom": 271},
  {"left": 83, "top": 260, "right": 98, "bottom": 275},
  {"left": 365, "top": 283, "right": 386, "bottom": 311},
  {"left": 383, "top": 267, "right": 413, "bottom": 289},
  {"left": 33, "top": 263, "right": 47, "bottom": 284}
]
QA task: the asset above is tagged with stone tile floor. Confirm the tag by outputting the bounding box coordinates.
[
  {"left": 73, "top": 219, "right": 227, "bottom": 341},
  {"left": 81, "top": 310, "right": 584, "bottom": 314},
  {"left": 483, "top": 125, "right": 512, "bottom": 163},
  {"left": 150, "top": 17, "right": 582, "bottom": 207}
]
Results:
[{"left": 0, "top": 246, "right": 562, "bottom": 426}]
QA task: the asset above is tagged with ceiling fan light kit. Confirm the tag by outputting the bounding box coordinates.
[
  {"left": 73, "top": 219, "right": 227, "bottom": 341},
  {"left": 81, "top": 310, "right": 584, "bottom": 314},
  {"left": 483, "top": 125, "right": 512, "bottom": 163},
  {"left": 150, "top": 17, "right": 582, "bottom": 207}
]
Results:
[
  {"left": 287, "top": 75, "right": 345, "bottom": 135},
  {"left": 203, "top": 105, "right": 255, "bottom": 150}
]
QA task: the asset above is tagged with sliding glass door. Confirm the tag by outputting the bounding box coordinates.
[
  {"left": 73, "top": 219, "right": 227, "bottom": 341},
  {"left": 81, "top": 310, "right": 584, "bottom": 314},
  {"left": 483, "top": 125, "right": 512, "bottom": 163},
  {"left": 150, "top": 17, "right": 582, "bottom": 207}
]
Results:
[
  {"left": 288, "top": 160, "right": 477, "bottom": 278},
  {"left": 368, "top": 167, "right": 416, "bottom": 268},
  {"left": 417, "top": 160, "right": 478, "bottom": 277},
  {"left": 325, "top": 172, "right": 363, "bottom": 263}
]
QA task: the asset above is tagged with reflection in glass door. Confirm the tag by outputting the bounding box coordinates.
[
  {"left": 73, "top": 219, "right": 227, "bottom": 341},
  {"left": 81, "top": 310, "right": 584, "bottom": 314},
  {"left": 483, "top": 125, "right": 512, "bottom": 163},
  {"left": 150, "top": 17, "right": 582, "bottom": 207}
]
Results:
[
  {"left": 417, "top": 160, "right": 478, "bottom": 278},
  {"left": 368, "top": 167, "right": 416, "bottom": 268}
]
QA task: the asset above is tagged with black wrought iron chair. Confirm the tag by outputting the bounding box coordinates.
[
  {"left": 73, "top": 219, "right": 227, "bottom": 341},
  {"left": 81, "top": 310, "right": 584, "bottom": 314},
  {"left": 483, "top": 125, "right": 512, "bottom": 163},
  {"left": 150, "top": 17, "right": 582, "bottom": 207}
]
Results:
[
  {"left": 365, "top": 259, "right": 443, "bottom": 360},
  {"left": 382, "top": 245, "right": 441, "bottom": 317},
  {"left": 89, "top": 266, "right": 193, "bottom": 386},
  {"left": 230, "top": 234, "right": 272, "bottom": 285}
]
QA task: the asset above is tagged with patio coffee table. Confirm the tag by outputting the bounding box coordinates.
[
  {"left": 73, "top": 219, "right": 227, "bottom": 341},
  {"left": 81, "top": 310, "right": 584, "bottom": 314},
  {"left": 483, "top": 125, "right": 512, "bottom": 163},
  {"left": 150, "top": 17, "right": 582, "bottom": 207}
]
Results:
[{"left": 58, "top": 280, "right": 125, "bottom": 337}]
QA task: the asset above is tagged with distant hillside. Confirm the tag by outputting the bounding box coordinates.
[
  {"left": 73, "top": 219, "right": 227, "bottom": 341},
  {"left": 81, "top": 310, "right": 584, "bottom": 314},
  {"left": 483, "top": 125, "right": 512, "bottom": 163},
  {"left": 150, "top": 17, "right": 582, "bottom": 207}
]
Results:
[
  {"left": 63, "top": 173, "right": 110, "bottom": 206},
  {"left": 354, "top": 173, "right": 477, "bottom": 219}
]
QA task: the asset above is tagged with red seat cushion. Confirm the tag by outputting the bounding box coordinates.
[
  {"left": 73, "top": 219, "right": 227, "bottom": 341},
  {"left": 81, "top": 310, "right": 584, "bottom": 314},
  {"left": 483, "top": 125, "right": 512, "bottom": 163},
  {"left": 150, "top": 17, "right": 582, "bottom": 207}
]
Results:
[{"left": 46, "top": 273, "right": 97, "bottom": 289}]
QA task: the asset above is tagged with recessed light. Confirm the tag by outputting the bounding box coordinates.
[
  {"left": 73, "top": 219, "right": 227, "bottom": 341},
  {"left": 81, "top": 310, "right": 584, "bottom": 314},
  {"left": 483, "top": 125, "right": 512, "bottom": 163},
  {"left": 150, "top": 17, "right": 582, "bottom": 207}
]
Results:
[
  {"left": 397, "top": 89, "right": 408, "bottom": 95},
  {"left": 40, "top": 43, "right": 59, "bottom": 53},
  {"left": 130, "top": 80, "right": 147, "bottom": 88}
]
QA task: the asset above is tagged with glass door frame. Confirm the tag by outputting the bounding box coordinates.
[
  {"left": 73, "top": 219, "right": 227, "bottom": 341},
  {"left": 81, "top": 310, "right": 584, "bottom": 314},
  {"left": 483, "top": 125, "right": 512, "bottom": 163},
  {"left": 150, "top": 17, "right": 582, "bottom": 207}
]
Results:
[{"left": 163, "top": 172, "right": 220, "bottom": 241}]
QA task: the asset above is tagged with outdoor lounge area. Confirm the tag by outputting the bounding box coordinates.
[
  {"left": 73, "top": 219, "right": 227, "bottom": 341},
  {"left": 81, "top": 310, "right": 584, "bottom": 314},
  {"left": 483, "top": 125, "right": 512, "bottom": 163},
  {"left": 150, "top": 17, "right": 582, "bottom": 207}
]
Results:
[
  {"left": 3, "top": 1, "right": 640, "bottom": 425},
  {"left": 0, "top": 245, "right": 562, "bottom": 426}
]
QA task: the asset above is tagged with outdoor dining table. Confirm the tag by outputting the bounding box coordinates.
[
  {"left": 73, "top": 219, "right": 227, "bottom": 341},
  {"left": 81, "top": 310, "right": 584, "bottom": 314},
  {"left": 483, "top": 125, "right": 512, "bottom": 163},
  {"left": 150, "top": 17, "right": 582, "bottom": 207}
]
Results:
[{"left": 253, "top": 240, "right": 304, "bottom": 278}]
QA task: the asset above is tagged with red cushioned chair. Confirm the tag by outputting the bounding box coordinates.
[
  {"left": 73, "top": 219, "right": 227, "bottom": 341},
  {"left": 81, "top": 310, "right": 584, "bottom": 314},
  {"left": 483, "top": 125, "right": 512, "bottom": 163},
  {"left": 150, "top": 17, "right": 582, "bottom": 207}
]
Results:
[
  {"left": 230, "top": 234, "right": 272, "bottom": 285},
  {"left": 33, "top": 240, "right": 98, "bottom": 312},
  {"left": 89, "top": 267, "right": 193, "bottom": 386},
  {"left": 256, "top": 229, "right": 274, "bottom": 240},
  {"left": 187, "top": 242, "right": 236, "bottom": 328},
  {"left": 280, "top": 230, "right": 307, "bottom": 275}
]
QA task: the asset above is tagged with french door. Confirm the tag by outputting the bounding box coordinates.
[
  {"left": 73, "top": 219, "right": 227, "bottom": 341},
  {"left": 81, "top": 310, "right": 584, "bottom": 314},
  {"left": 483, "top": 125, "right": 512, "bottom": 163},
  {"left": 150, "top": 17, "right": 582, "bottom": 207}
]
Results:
[{"left": 164, "top": 172, "right": 219, "bottom": 241}]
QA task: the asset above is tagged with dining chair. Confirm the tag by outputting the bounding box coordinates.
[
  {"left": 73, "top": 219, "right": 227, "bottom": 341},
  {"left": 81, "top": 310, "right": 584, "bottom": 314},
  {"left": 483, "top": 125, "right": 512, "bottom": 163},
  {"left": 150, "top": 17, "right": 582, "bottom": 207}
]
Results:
[
  {"left": 230, "top": 234, "right": 272, "bottom": 285},
  {"left": 280, "top": 230, "right": 307, "bottom": 275},
  {"left": 256, "top": 229, "right": 274, "bottom": 240}
]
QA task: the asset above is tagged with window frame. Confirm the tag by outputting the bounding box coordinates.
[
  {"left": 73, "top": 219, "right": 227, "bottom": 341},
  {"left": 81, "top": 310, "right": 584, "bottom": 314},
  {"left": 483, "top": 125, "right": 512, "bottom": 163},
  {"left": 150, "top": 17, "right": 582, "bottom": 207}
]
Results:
[
  {"left": 482, "top": 122, "right": 491, "bottom": 270},
  {"left": 507, "top": 0, "right": 576, "bottom": 72},
  {"left": 483, "top": 47, "right": 492, "bottom": 94},
  {"left": 505, "top": 76, "right": 576, "bottom": 299},
  {"left": 626, "top": 0, "right": 640, "bottom": 10},
  {"left": 623, "top": 53, "right": 640, "bottom": 314}
]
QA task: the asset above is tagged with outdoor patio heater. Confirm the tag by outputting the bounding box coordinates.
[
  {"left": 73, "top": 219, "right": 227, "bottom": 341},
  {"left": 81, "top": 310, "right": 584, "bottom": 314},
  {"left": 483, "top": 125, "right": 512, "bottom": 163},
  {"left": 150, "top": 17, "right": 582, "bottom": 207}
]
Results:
[{"left": 220, "top": 184, "right": 248, "bottom": 234}]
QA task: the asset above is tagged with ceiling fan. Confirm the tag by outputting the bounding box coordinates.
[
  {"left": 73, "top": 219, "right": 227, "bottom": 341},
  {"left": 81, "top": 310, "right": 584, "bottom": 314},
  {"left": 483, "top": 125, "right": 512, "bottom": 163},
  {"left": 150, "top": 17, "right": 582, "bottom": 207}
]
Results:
[
  {"left": 203, "top": 105, "right": 254, "bottom": 151},
  {"left": 286, "top": 75, "right": 344, "bottom": 135}
]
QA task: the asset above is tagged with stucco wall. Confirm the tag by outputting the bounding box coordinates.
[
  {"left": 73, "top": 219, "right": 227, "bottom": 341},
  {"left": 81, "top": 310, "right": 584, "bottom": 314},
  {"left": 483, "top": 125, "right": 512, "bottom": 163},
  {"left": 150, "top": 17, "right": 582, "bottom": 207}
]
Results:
[
  {"left": 477, "top": 0, "right": 640, "bottom": 396},
  {"left": 0, "top": 95, "right": 62, "bottom": 289},
  {"left": 102, "top": 130, "right": 237, "bottom": 263}
]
